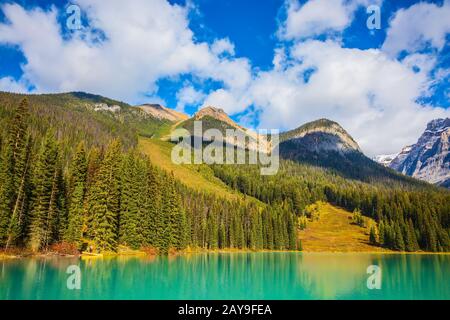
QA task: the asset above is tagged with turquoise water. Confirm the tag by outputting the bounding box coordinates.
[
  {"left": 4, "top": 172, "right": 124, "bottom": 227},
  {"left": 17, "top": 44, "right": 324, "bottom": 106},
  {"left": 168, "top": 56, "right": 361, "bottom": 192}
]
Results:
[{"left": 1, "top": 253, "right": 449, "bottom": 300}]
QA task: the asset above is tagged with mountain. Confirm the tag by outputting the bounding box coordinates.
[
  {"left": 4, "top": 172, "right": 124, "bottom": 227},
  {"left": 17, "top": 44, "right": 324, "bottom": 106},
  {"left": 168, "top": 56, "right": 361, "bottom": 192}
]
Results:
[
  {"left": 280, "top": 118, "right": 360, "bottom": 153},
  {"left": 1, "top": 91, "right": 449, "bottom": 254},
  {"left": 177, "top": 106, "right": 270, "bottom": 152},
  {"left": 137, "top": 103, "right": 188, "bottom": 122},
  {"left": 0, "top": 91, "right": 168, "bottom": 154},
  {"left": 193, "top": 106, "right": 242, "bottom": 129},
  {"left": 373, "top": 153, "right": 398, "bottom": 167},
  {"left": 389, "top": 118, "right": 450, "bottom": 188},
  {"left": 278, "top": 118, "right": 423, "bottom": 184}
]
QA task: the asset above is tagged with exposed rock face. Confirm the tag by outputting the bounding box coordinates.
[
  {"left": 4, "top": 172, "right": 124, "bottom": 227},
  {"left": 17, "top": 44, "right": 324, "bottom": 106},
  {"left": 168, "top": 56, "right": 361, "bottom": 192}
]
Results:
[
  {"left": 373, "top": 154, "right": 398, "bottom": 167},
  {"left": 280, "top": 118, "right": 361, "bottom": 154},
  {"left": 181, "top": 106, "right": 271, "bottom": 153},
  {"left": 194, "top": 106, "right": 243, "bottom": 130},
  {"left": 389, "top": 118, "right": 450, "bottom": 187},
  {"left": 137, "top": 104, "right": 188, "bottom": 122},
  {"left": 93, "top": 103, "right": 121, "bottom": 113},
  {"left": 388, "top": 145, "right": 413, "bottom": 169}
]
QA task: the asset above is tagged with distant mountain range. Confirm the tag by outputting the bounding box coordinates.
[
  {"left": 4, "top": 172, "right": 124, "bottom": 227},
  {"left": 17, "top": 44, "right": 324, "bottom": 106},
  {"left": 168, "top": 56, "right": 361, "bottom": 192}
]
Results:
[
  {"left": 374, "top": 118, "right": 450, "bottom": 188},
  {"left": 1, "top": 90, "right": 449, "bottom": 253}
]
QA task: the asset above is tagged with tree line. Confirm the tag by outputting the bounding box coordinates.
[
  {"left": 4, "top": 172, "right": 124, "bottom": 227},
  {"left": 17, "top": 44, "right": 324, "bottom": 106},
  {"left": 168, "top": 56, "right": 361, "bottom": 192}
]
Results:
[
  {"left": 0, "top": 99, "right": 298, "bottom": 253},
  {"left": 211, "top": 160, "right": 450, "bottom": 252}
]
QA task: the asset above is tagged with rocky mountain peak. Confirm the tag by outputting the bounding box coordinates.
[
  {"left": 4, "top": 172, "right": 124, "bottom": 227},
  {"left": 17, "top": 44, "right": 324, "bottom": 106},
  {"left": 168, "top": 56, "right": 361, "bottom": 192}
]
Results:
[
  {"left": 426, "top": 118, "right": 450, "bottom": 132},
  {"left": 194, "top": 106, "right": 240, "bottom": 129},
  {"left": 280, "top": 118, "right": 361, "bottom": 153},
  {"left": 137, "top": 103, "right": 188, "bottom": 122},
  {"left": 389, "top": 118, "right": 449, "bottom": 187}
]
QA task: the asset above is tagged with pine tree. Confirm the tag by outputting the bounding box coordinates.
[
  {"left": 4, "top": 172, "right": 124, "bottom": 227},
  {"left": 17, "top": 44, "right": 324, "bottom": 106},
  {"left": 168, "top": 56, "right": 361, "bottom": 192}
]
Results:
[
  {"left": 29, "top": 131, "right": 60, "bottom": 251},
  {"left": 287, "top": 212, "right": 297, "bottom": 250},
  {"left": 6, "top": 133, "right": 33, "bottom": 248},
  {"left": 393, "top": 221, "right": 405, "bottom": 251},
  {"left": 369, "top": 224, "right": 378, "bottom": 245},
  {"left": 89, "top": 139, "right": 122, "bottom": 252},
  {"left": 119, "top": 151, "right": 143, "bottom": 249},
  {"left": 403, "top": 218, "right": 419, "bottom": 252},
  {"left": 0, "top": 99, "right": 29, "bottom": 247},
  {"left": 142, "top": 161, "right": 161, "bottom": 248},
  {"left": 159, "top": 173, "right": 188, "bottom": 253},
  {"left": 378, "top": 220, "right": 385, "bottom": 246},
  {"left": 65, "top": 142, "right": 87, "bottom": 248}
]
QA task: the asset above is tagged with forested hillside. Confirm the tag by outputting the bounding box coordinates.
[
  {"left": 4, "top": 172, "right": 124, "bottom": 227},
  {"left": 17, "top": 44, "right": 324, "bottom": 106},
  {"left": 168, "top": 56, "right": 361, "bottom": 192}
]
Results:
[
  {"left": 211, "top": 159, "right": 450, "bottom": 252},
  {"left": 1, "top": 91, "right": 449, "bottom": 254},
  {"left": 0, "top": 95, "right": 297, "bottom": 254}
]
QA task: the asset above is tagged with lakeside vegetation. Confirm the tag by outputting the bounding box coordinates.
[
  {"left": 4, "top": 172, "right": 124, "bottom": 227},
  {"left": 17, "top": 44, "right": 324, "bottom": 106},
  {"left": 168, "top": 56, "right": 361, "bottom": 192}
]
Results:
[
  {"left": 0, "top": 91, "right": 449, "bottom": 257},
  {"left": 0, "top": 97, "right": 298, "bottom": 255}
]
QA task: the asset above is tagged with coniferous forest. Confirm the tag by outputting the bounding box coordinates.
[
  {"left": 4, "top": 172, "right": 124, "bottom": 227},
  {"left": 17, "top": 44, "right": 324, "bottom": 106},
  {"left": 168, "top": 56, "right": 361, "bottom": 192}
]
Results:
[
  {"left": 0, "top": 97, "right": 297, "bottom": 254},
  {"left": 0, "top": 93, "right": 449, "bottom": 254}
]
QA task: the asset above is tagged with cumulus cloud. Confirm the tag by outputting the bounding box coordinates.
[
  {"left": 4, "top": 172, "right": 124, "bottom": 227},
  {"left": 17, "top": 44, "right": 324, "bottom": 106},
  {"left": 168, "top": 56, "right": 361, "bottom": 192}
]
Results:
[
  {"left": 382, "top": 0, "right": 450, "bottom": 58},
  {"left": 202, "top": 88, "right": 252, "bottom": 115},
  {"left": 249, "top": 40, "right": 450, "bottom": 156},
  {"left": 0, "top": 0, "right": 449, "bottom": 157},
  {"left": 0, "top": 77, "right": 30, "bottom": 93},
  {"left": 211, "top": 38, "right": 235, "bottom": 56},
  {"left": 175, "top": 84, "right": 205, "bottom": 113},
  {"left": 0, "top": 0, "right": 251, "bottom": 104},
  {"left": 279, "top": 0, "right": 382, "bottom": 39}
]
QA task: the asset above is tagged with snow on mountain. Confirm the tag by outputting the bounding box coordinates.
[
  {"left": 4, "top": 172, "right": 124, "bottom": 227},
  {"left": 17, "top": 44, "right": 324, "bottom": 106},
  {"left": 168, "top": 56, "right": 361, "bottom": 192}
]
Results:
[
  {"left": 389, "top": 118, "right": 450, "bottom": 187},
  {"left": 373, "top": 153, "right": 399, "bottom": 167}
]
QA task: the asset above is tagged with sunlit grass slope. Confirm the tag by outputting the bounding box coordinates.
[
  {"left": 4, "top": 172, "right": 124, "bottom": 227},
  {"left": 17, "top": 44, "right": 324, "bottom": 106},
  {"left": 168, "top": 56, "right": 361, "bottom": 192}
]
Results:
[
  {"left": 299, "top": 202, "right": 391, "bottom": 252},
  {"left": 138, "top": 137, "right": 243, "bottom": 200}
]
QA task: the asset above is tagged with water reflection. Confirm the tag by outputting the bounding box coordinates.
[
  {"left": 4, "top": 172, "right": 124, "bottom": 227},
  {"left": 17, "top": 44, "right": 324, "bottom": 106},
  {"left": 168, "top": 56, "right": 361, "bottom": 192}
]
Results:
[{"left": 1, "top": 253, "right": 449, "bottom": 300}]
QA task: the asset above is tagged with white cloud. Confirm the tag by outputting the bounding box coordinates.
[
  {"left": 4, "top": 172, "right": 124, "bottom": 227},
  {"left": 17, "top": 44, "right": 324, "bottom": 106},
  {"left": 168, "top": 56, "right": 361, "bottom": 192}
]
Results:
[
  {"left": 0, "top": 0, "right": 251, "bottom": 104},
  {"left": 202, "top": 88, "right": 251, "bottom": 115},
  {"left": 249, "top": 40, "right": 450, "bottom": 156},
  {"left": 175, "top": 84, "right": 205, "bottom": 113},
  {"left": 211, "top": 38, "right": 235, "bottom": 56},
  {"left": 382, "top": 0, "right": 450, "bottom": 57},
  {"left": 0, "top": 77, "right": 30, "bottom": 93},
  {"left": 279, "top": 0, "right": 382, "bottom": 39},
  {"left": 0, "top": 0, "right": 448, "bottom": 157}
]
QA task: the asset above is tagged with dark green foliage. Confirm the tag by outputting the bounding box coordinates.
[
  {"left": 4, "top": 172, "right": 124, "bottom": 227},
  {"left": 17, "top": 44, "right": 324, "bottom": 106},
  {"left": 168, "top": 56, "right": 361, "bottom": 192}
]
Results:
[
  {"left": 88, "top": 140, "right": 122, "bottom": 252},
  {"left": 65, "top": 142, "right": 88, "bottom": 247},
  {"left": 369, "top": 225, "right": 378, "bottom": 245},
  {"left": 29, "top": 131, "right": 62, "bottom": 251},
  {"left": 1, "top": 94, "right": 449, "bottom": 254},
  {"left": 211, "top": 159, "right": 450, "bottom": 252},
  {"left": 0, "top": 99, "right": 32, "bottom": 247}
]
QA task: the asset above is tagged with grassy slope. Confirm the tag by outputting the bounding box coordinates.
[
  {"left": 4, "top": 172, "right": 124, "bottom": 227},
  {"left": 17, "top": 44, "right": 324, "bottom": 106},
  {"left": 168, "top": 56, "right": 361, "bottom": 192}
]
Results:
[
  {"left": 299, "top": 202, "right": 390, "bottom": 252},
  {"left": 140, "top": 137, "right": 393, "bottom": 252},
  {"left": 138, "top": 137, "right": 243, "bottom": 201}
]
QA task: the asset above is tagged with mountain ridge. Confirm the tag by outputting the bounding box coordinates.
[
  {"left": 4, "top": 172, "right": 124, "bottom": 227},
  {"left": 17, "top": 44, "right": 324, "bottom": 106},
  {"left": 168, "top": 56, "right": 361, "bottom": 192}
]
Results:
[
  {"left": 387, "top": 118, "right": 450, "bottom": 188},
  {"left": 137, "top": 103, "right": 188, "bottom": 122},
  {"left": 280, "top": 118, "right": 361, "bottom": 153}
]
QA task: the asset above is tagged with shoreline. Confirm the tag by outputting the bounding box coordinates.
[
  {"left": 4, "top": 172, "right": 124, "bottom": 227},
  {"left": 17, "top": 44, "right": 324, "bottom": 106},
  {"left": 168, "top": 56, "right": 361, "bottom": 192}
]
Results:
[{"left": 2, "top": 248, "right": 450, "bottom": 260}]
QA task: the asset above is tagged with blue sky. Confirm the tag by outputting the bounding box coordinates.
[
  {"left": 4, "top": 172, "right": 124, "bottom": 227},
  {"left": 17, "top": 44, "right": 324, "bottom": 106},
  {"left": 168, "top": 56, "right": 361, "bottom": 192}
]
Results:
[{"left": 0, "top": 0, "right": 449, "bottom": 155}]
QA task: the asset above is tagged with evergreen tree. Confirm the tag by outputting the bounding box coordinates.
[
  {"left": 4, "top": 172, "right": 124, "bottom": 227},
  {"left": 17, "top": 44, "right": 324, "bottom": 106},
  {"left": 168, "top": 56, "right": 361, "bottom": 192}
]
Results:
[
  {"left": 65, "top": 142, "right": 87, "bottom": 248},
  {"left": 29, "top": 131, "right": 60, "bottom": 251},
  {"left": 6, "top": 133, "right": 32, "bottom": 248},
  {"left": 393, "top": 222, "right": 405, "bottom": 251},
  {"left": 142, "top": 161, "right": 161, "bottom": 247},
  {"left": 89, "top": 140, "right": 122, "bottom": 252},
  {"left": 119, "top": 151, "right": 144, "bottom": 249},
  {"left": 369, "top": 224, "right": 378, "bottom": 245},
  {"left": 0, "top": 99, "right": 29, "bottom": 247}
]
